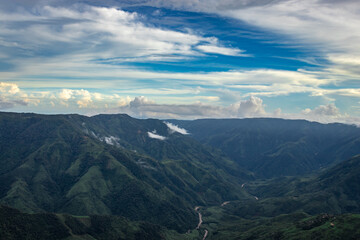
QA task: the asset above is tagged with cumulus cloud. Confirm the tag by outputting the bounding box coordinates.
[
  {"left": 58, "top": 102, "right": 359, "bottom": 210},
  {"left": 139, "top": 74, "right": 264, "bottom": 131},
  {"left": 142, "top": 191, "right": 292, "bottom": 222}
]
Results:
[
  {"left": 265, "top": 103, "right": 356, "bottom": 126},
  {"left": 302, "top": 104, "right": 341, "bottom": 118},
  {"left": 237, "top": 96, "right": 266, "bottom": 117},
  {"left": 0, "top": 82, "right": 28, "bottom": 109},
  {"left": 58, "top": 89, "right": 73, "bottom": 101},
  {"left": 59, "top": 89, "right": 93, "bottom": 108},
  {"left": 0, "top": 82, "right": 20, "bottom": 94},
  {"left": 147, "top": 130, "right": 167, "bottom": 140},
  {"left": 164, "top": 121, "right": 189, "bottom": 134},
  {"left": 129, "top": 96, "right": 155, "bottom": 108}
]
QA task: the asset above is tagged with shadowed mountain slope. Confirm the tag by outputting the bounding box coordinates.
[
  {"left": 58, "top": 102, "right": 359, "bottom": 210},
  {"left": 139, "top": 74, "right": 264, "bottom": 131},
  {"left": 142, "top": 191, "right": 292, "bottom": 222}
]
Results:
[{"left": 170, "top": 118, "right": 360, "bottom": 178}]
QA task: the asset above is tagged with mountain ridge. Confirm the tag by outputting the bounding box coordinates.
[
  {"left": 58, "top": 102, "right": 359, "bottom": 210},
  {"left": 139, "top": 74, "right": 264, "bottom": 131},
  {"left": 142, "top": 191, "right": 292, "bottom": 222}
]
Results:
[{"left": 169, "top": 118, "right": 360, "bottom": 177}]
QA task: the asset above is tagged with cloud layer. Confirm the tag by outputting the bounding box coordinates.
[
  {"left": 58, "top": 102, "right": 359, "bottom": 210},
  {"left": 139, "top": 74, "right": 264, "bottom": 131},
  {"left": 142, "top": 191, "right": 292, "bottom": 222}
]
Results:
[{"left": 0, "top": 81, "right": 358, "bottom": 125}]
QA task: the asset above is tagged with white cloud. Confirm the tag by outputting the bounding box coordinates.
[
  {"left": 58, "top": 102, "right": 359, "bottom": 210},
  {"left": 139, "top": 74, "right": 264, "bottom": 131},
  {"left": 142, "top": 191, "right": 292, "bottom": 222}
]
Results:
[
  {"left": 0, "top": 82, "right": 27, "bottom": 109},
  {"left": 0, "top": 4, "right": 245, "bottom": 68},
  {"left": 58, "top": 89, "right": 93, "bottom": 108},
  {"left": 59, "top": 89, "right": 73, "bottom": 100},
  {"left": 164, "top": 121, "right": 189, "bottom": 134},
  {"left": 302, "top": 104, "right": 341, "bottom": 117},
  {"left": 146, "top": 0, "right": 360, "bottom": 55},
  {"left": 147, "top": 130, "right": 167, "bottom": 140},
  {"left": 237, "top": 96, "right": 266, "bottom": 117},
  {"left": 197, "top": 44, "right": 248, "bottom": 56},
  {"left": 277, "top": 103, "right": 359, "bottom": 125},
  {"left": 103, "top": 136, "right": 120, "bottom": 146},
  {"left": 0, "top": 82, "right": 20, "bottom": 94},
  {"left": 130, "top": 96, "right": 155, "bottom": 107}
]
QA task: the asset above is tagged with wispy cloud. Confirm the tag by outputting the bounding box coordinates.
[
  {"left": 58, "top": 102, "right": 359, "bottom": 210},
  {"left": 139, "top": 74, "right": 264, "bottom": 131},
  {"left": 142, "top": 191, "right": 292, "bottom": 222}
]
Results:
[
  {"left": 146, "top": 0, "right": 360, "bottom": 80},
  {"left": 148, "top": 130, "right": 167, "bottom": 140},
  {"left": 196, "top": 44, "right": 249, "bottom": 56},
  {"left": 164, "top": 121, "right": 189, "bottom": 134},
  {"left": 0, "top": 4, "right": 245, "bottom": 66}
]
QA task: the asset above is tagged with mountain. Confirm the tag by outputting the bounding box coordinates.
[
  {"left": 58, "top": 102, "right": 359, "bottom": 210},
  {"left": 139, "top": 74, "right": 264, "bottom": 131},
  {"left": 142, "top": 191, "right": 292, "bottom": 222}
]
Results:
[
  {"left": 170, "top": 118, "right": 360, "bottom": 178},
  {"left": 303, "top": 154, "right": 360, "bottom": 214},
  {"left": 0, "top": 112, "right": 251, "bottom": 232}
]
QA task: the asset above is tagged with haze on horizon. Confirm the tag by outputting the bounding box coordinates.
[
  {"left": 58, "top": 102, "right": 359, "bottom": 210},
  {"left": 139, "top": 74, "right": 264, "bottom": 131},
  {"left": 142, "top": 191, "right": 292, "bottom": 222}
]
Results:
[{"left": 0, "top": 0, "right": 359, "bottom": 124}]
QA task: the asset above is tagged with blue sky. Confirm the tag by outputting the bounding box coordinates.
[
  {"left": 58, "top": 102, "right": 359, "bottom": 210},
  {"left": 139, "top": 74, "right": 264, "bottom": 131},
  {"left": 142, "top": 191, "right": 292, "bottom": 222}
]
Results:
[{"left": 0, "top": 0, "right": 359, "bottom": 124}]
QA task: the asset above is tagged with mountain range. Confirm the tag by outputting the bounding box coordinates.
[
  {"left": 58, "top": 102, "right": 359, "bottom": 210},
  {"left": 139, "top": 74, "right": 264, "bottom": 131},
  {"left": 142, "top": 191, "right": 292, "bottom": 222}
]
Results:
[{"left": 1, "top": 112, "right": 360, "bottom": 239}]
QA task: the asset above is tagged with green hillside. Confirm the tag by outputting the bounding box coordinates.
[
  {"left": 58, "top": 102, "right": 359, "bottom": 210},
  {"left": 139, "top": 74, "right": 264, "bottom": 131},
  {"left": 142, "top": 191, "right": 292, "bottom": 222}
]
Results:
[{"left": 0, "top": 112, "right": 251, "bottom": 232}]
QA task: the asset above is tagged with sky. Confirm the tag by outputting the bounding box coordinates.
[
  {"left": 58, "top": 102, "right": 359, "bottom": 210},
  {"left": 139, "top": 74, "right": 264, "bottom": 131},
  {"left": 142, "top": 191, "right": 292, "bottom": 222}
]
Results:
[{"left": 0, "top": 0, "right": 359, "bottom": 124}]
